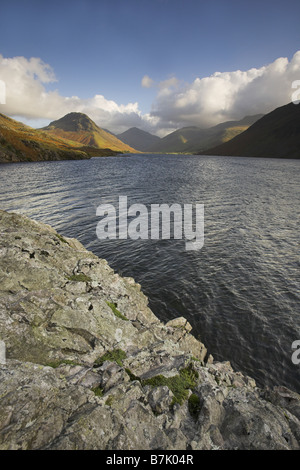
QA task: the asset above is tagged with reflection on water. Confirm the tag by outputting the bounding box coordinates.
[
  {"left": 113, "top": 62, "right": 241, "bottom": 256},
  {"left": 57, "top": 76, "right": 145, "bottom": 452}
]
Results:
[{"left": 0, "top": 154, "right": 299, "bottom": 392}]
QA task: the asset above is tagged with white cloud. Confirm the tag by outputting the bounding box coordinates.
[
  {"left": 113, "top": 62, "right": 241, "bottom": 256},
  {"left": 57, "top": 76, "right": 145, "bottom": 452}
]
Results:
[
  {"left": 158, "top": 77, "right": 180, "bottom": 90},
  {"left": 141, "top": 75, "right": 155, "bottom": 88},
  {"left": 150, "top": 51, "right": 300, "bottom": 130},
  {"left": 1, "top": 52, "right": 300, "bottom": 137},
  {"left": 0, "top": 55, "right": 147, "bottom": 134}
]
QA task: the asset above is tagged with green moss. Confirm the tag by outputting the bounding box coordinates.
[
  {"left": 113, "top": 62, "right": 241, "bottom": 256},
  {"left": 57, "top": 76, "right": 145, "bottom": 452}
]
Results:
[
  {"left": 105, "top": 395, "right": 114, "bottom": 407},
  {"left": 94, "top": 348, "right": 127, "bottom": 368},
  {"left": 142, "top": 364, "right": 199, "bottom": 406},
  {"left": 191, "top": 356, "right": 201, "bottom": 362},
  {"left": 106, "top": 301, "right": 128, "bottom": 321},
  {"left": 188, "top": 393, "right": 201, "bottom": 421},
  {"left": 55, "top": 233, "right": 69, "bottom": 245},
  {"left": 67, "top": 273, "right": 92, "bottom": 282},
  {"left": 92, "top": 386, "right": 104, "bottom": 397}
]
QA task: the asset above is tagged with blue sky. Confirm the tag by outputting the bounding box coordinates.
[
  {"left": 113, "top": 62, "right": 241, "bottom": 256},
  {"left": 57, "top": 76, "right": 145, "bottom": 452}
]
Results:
[{"left": 0, "top": 0, "right": 300, "bottom": 135}]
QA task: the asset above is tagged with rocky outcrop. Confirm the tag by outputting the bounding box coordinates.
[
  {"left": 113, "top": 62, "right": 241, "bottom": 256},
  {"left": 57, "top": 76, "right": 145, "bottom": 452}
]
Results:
[{"left": 0, "top": 210, "right": 299, "bottom": 450}]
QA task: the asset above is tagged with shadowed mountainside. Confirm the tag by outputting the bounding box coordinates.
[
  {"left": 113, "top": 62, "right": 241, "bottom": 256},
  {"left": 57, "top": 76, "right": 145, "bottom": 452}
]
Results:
[
  {"left": 117, "top": 127, "right": 161, "bottom": 152},
  {"left": 143, "top": 115, "right": 263, "bottom": 154},
  {"left": 201, "top": 102, "right": 300, "bottom": 158}
]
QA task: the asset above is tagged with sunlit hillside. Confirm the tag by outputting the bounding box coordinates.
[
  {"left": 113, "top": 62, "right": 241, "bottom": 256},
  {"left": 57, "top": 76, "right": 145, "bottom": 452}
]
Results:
[
  {"left": 0, "top": 113, "right": 89, "bottom": 163},
  {"left": 42, "top": 113, "right": 138, "bottom": 153}
]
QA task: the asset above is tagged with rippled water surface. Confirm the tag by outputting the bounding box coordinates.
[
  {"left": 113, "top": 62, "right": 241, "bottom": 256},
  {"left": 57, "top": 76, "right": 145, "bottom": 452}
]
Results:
[{"left": 0, "top": 154, "right": 299, "bottom": 391}]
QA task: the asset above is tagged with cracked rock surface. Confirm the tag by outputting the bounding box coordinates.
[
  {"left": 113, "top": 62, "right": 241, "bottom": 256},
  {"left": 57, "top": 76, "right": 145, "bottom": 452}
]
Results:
[{"left": 0, "top": 210, "right": 299, "bottom": 450}]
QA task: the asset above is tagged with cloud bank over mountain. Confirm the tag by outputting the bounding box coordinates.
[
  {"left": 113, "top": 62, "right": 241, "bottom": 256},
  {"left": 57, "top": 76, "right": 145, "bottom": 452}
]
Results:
[
  {"left": 148, "top": 51, "right": 300, "bottom": 132},
  {"left": 0, "top": 52, "right": 300, "bottom": 136},
  {"left": 0, "top": 55, "right": 151, "bottom": 134}
]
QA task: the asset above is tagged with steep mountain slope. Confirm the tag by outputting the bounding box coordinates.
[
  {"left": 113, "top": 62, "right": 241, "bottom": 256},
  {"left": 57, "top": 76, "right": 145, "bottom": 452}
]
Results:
[
  {"left": 147, "top": 115, "right": 263, "bottom": 153},
  {"left": 201, "top": 102, "right": 300, "bottom": 158},
  {"left": 117, "top": 127, "right": 161, "bottom": 151},
  {"left": 42, "top": 113, "right": 137, "bottom": 153},
  {"left": 0, "top": 113, "right": 90, "bottom": 163}
]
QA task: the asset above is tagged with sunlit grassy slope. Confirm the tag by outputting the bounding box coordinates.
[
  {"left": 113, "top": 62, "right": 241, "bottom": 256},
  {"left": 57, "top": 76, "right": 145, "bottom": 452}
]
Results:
[
  {"left": 0, "top": 112, "right": 134, "bottom": 163},
  {"left": 221, "top": 126, "right": 250, "bottom": 143},
  {"left": 0, "top": 113, "right": 91, "bottom": 163},
  {"left": 42, "top": 113, "right": 138, "bottom": 153}
]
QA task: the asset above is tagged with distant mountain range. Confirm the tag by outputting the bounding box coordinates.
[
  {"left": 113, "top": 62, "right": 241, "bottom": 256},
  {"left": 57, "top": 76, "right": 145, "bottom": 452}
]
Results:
[
  {"left": 117, "top": 127, "right": 161, "bottom": 152},
  {"left": 199, "top": 102, "right": 300, "bottom": 159},
  {"left": 1, "top": 103, "right": 299, "bottom": 163},
  {"left": 41, "top": 113, "right": 137, "bottom": 153},
  {"left": 116, "top": 115, "right": 263, "bottom": 153}
]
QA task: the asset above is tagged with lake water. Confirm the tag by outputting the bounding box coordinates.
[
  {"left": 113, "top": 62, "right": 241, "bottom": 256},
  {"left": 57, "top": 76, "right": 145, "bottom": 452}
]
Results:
[{"left": 0, "top": 154, "right": 299, "bottom": 392}]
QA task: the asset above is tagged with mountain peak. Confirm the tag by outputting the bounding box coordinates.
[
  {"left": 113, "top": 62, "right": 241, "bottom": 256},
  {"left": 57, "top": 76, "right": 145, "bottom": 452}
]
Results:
[
  {"left": 46, "top": 112, "right": 97, "bottom": 133},
  {"left": 42, "top": 112, "right": 137, "bottom": 153},
  {"left": 117, "top": 127, "right": 161, "bottom": 151}
]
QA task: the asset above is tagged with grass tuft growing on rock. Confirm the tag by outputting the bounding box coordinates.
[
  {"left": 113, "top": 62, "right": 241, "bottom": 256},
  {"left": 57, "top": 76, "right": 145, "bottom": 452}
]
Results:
[
  {"left": 105, "top": 396, "right": 114, "bottom": 407},
  {"left": 91, "top": 386, "right": 104, "bottom": 397},
  {"left": 94, "top": 349, "right": 127, "bottom": 368},
  {"left": 55, "top": 233, "right": 69, "bottom": 245},
  {"left": 188, "top": 393, "right": 201, "bottom": 421},
  {"left": 106, "top": 301, "right": 129, "bottom": 321},
  {"left": 67, "top": 273, "right": 92, "bottom": 282},
  {"left": 142, "top": 364, "right": 199, "bottom": 406}
]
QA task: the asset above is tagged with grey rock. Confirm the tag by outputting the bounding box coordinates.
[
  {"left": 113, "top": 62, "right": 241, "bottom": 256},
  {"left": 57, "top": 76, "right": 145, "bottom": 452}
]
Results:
[
  {"left": 262, "top": 386, "right": 300, "bottom": 421},
  {"left": 165, "top": 428, "right": 188, "bottom": 450},
  {"left": 220, "top": 389, "right": 299, "bottom": 450},
  {"left": 0, "top": 340, "right": 5, "bottom": 365},
  {"left": 57, "top": 364, "right": 102, "bottom": 389},
  {"left": 0, "top": 210, "right": 299, "bottom": 450},
  {"left": 147, "top": 386, "right": 174, "bottom": 414},
  {"left": 97, "top": 361, "right": 128, "bottom": 392},
  {"left": 165, "top": 317, "right": 193, "bottom": 332}
]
